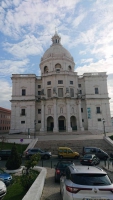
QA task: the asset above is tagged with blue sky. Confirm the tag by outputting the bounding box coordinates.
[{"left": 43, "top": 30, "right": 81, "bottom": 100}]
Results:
[{"left": 0, "top": 0, "right": 113, "bottom": 116}]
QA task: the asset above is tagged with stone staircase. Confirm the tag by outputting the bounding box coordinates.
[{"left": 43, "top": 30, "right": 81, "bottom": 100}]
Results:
[{"left": 34, "top": 139, "right": 113, "bottom": 156}]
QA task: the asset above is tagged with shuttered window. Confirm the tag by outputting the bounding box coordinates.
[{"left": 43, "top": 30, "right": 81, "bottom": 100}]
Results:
[
  {"left": 58, "top": 88, "right": 63, "bottom": 97},
  {"left": 47, "top": 89, "right": 51, "bottom": 97},
  {"left": 70, "top": 88, "right": 74, "bottom": 97}
]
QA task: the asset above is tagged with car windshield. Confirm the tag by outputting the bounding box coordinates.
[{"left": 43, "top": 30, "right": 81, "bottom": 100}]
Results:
[{"left": 71, "top": 174, "right": 111, "bottom": 186}]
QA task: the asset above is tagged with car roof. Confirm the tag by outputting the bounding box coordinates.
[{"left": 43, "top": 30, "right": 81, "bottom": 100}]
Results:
[
  {"left": 58, "top": 147, "right": 70, "bottom": 149},
  {"left": 68, "top": 165, "right": 106, "bottom": 174},
  {"left": 84, "top": 147, "right": 99, "bottom": 149},
  {"left": 83, "top": 154, "right": 96, "bottom": 157}
]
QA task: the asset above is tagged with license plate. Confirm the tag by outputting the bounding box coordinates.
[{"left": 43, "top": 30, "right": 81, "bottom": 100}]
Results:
[{"left": 84, "top": 160, "right": 87, "bottom": 161}]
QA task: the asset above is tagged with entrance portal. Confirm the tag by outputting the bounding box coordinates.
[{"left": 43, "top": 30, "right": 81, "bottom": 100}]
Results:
[
  {"left": 58, "top": 116, "right": 66, "bottom": 131},
  {"left": 70, "top": 116, "right": 77, "bottom": 130},
  {"left": 47, "top": 116, "right": 54, "bottom": 131}
]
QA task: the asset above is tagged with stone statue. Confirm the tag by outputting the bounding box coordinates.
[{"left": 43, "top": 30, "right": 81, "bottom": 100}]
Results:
[
  {"left": 41, "top": 89, "right": 44, "bottom": 95},
  {"left": 53, "top": 87, "right": 57, "bottom": 94},
  {"left": 66, "top": 87, "right": 69, "bottom": 93}
]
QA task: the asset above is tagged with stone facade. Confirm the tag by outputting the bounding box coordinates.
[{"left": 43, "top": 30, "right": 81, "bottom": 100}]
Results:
[
  {"left": 0, "top": 107, "right": 11, "bottom": 133},
  {"left": 10, "top": 32, "right": 112, "bottom": 134}
]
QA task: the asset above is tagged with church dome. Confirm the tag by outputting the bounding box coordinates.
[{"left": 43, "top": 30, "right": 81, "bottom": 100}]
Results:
[{"left": 42, "top": 31, "right": 73, "bottom": 61}]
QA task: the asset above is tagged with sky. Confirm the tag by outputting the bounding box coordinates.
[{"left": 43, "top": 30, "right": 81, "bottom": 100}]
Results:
[{"left": 0, "top": 0, "right": 113, "bottom": 116}]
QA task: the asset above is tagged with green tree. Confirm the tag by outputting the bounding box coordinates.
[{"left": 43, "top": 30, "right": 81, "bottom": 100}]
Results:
[
  {"left": 20, "top": 154, "right": 40, "bottom": 191},
  {"left": 5, "top": 143, "right": 22, "bottom": 170}
]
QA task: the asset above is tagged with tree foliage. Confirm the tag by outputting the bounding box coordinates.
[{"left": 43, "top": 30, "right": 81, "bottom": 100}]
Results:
[{"left": 5, "top": 143, "right": 22, "bottom": 170}]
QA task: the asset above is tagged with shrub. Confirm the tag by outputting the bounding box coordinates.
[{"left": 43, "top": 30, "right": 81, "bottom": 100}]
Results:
[
  {"left": 5, "top": 143, "right": 22, "bottom": 170},
  {"left": 20, "top": 170, "right": 39, "bottom": 191},
  {"left": 20, "top": 154, "right": 40, "bottom": 190}
]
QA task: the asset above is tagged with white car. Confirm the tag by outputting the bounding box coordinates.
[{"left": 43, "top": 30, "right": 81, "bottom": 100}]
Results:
[
  {"left": 60, "top": 165, "right": 113, "bottom": 200},
  {"left": 0, "top": 180, "right": 7, "bottom": 199}
]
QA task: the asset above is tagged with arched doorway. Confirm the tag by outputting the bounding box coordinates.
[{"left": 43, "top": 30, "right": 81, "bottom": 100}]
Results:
[
  {"left": 58, "top": 116, "right": 66, "bottom": 131},
  {"left": 70, "top": 116, "right": 77, "bottom": 130},
  {"left": 47, "top": 116, "right": 54, "bottom": 131}
]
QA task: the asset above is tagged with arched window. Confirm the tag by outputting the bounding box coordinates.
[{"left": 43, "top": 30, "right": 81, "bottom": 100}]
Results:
[
  {"left": 55, "top": 63, "right": 61, "bottom": 72},
  {"left": 68, "top": 65, "right": 72, "bottom": 71},
  {"left": 44, "top": 66, "right": 48, "bottom": 73}
]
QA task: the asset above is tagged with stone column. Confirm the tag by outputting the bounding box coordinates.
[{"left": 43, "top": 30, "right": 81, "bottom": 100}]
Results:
[
  {"left": 40, "top": 101, "right": 45, "bottom": 132},
  {"left": 53, "top": 99, "right": 58, "bottom": 132},
  {"left": 66, "top": 99, "right": 72, "bottom": 132},
  {"left": 77, "top": 99, "right": 84, "bottom": 131}
]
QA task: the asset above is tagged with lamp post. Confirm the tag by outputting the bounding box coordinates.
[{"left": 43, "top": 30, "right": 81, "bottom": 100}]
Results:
[
  {"left": 34, "top": 120, "right": 36, "bottom": 139},
  {"left": 102, "top": 118, "right": 106, "bottom": 137}
]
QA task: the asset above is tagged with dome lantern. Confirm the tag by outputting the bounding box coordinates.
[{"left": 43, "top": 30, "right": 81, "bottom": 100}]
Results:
[{"left": 51, "top": 30, "right": 61, "bottom": 45}]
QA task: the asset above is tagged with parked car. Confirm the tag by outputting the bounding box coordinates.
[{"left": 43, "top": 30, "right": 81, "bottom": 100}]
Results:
[
  {"left": 25, "top": 148, "right": 52, "bottom": 159},
  {"left": 82, "top": 146, "right": 109, "bottom": 160},
  {"left": 58, "top": 147, "right": 79, "bottom": 159},
  {"left": 54, "top": 160, "right": 75, "bottom": 182},
  {"left": 80, "top": 154, "right": 100, "bottom": 165},
  {"left": 0, "top": 169, "right": 12, "bottom": 186},
  {"left": 0, "top": 150, "right": 11, "bottom": 160},
  {"left": 0, "top": 180, "right": 7, "bottom": 199},
  {"left": 60, "top": 165, "right": 113, "bottom": 200}
]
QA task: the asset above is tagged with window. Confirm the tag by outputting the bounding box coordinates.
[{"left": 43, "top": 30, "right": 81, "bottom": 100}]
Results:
[
  {"left": 38, "top": 120, "right": 41, "bottom": 123},
  {"left": 47, "top": 89, "right": 51, "bottom": 97},
  {"left": 78, "top": 84, "right": 81, "bottom": 87},
  {"left": 82, "top": 119, "right": 84, "bottom": 122},
  {"left": 79, "top": 90, "right": 82, "bottom": 94},
  {"left": 81, "top": 108, "right": 83, "bottom": 113},
  {"left": 70, "top": 81, "right": 73, "bottom": 85},
  {"left": 21, "top": 121, "right": 25, "bottom": 124},
  {"left": 47, "top": 81, "right": 51, "bottom": 85},
  {"left": 38, "top": 91, "right": 41, "bottom": 95},
  {"left": 96, "top": 107, "right": 101, "bottom": 113},
  {"left": 58, "top": 80, "right": 63, "bottom": 84},
  {"left": 38, "top": 85, "right": 41, "bottom": 88},
  {"left": 21, "top": 109, "right": 25, "bottom": 116},
  {"left": 70, "top": 88, "right": 74, "bottom": 97},
  {"left": 98, "top": 118, "right": 101, "bottom": 121},
  {"left": 95, "top": 88, "right": 99, "bottom": 94},
  {"left": 38, "top": 109, "right": 41, "bottom": 114},
  {"left": 58, "top": 88, "right": 63, "bottom": 97},
  {"left": 22, "top": 89, "right": 26, "bottom": 96},
  {"left": 56, "top": 69, "right": 60, "bottom": 73}
]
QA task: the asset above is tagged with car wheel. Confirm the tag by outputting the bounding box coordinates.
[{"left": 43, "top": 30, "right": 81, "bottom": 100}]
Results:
[
  {"left": 103, "top": 156, "right": 108, "bottom": 160},
  {"left": 59, "top": 155, "right": 63, "bottom": 159},
  {"left": 44, "top": 155, "right": 49, "bottom": 160},
  {"left": 75, "top": 156, "right": 79, "bottom": 159},
  {"left": 55, "top": 174, "right": 58, "bottom": 183}
]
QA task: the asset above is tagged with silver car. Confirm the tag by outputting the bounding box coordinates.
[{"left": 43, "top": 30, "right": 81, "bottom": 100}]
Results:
[{"left": 60, "top": 165, "right": 113, "bottom": 200}]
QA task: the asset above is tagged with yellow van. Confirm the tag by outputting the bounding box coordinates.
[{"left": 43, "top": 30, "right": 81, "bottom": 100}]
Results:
[{"left": 58, "top": 147, "right": 79, "bottom": 159}]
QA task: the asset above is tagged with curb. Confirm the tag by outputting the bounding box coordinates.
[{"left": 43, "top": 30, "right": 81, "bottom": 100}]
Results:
[{"left": 22, "top": 166, "right": 47, "bottom": 200}]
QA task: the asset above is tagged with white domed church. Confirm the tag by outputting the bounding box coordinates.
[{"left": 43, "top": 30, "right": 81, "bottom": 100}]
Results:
[{"left": 10, "top": 31, "right": 112, "bottom": 134}]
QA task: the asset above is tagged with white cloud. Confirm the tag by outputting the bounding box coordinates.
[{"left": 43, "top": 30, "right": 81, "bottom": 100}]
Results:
[
  {"left": 72, "top": 13, "right": 86, "bottom": 27},
  {"left": 81, "top": 58, "right": 93, "bottom": 64},
  {"left": 3, "top": 35, "right": 44, "bottom": 58},
  {"left": 0, "top": 79, "right": 11, "bottom": 109},
  {"left": 0, "top": 59, "right": 29, "bottom": 77}
]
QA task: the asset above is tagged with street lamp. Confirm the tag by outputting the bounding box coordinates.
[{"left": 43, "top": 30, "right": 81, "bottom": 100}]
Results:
[
  {"left": 102, "top": 118, "right": 106, "bottom": 137},
  {"left": 34, "top": 120, "right": 36, "bottom": 139}
]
